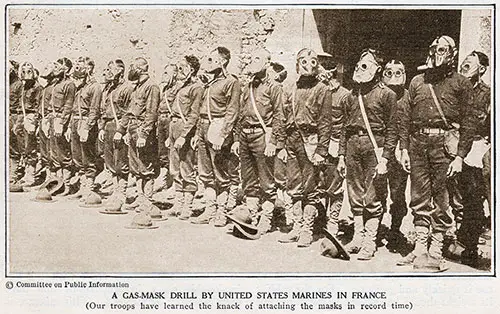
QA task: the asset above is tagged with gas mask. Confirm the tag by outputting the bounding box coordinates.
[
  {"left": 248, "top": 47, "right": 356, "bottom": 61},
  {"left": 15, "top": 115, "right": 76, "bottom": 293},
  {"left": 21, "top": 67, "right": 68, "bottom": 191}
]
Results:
[
  {"left": 460, "top": 53, "right": 484, "bottom": 80},
  {"left": 161, "top": 64, "right": 178, "bottom": 89},
  {"left": 103, "top": 61, "right": 124, "bottom": 84},
  {"left": 199, "top": 50, "right": 226, "bottom": 84},
  {"left": 317, "top": 65, "right": 340, "bottom": 90},
  {"left": 53, "top": 60, "right": 69, "bottom": 78},
  {"left": 382, "top": 60, "right": 406, "bottom": 86},
  {"left": 246, "top": 49, "right": 271, "bottom": 76},
  {"left": 177, "top": 60, "right": 194, "bottom": 82},
  {"left": 19, "top": 62, "right": 37, "bottom": 82},
  {"left": 353, "top": 51, "right": 381, "bottom": 84},
  {"left": 40, "top": 62, "right": 55, "bottom": 80},
  {"left": 419, "top": 35, "right": 457, "bottom": 70},
  {"left": 296, "top": 48, "right": 319, "bottom": 77}
]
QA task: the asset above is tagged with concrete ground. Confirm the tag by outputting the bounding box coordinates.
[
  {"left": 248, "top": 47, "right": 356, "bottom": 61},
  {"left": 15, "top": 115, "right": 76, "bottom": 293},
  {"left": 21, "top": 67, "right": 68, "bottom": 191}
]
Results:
[{"left": 7, "top": 190, "right": 490, "bottom": 275}]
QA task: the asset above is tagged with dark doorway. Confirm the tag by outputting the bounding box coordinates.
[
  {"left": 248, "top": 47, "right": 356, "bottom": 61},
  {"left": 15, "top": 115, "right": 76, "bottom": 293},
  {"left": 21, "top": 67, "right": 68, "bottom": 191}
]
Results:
[{"left": 313, "top": 9, "right": 462, "bottom": 88}]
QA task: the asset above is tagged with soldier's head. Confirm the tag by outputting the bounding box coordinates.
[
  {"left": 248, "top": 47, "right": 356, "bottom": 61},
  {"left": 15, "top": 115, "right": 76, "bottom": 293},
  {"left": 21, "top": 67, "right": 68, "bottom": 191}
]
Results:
[
  {"left": 460, "top": 51, "right": 489, "bottom": 82},
  {"left": 383, "top": 60, "right": 406, "bottom": 87},
  {"left": 128, "top": 57, "right": 149, "bottom": 81},
  {"left": 420, "top": 35, "right": 457, "bottom": 71},
  {"left": 18, "top": 61, "right": 38, "bottom": 83},
  {"left": 177, "top": 55, "right": 200, "bottom": 82},
  {"left": 202, "top": 46, "right": 231, "bottom": 73},
  {"left": 317, "top": 63, "right": 340, "bottom": 90},
  {"left": 40, "top": 62, "right": 55, "bottom": 81},
  {"left": 246, "top": 48, "right": 271, "bottom": 76},
  {"left": 352, "top": 48, "right": 383, "bottom": 84},
  {"left": 103, "top": 59, "right": 125, "bottom": 84},
  {"left": 296, "top": 48, "right": 319, "bottom": 77},
  {"left": 53, "top": 57, "right": 73, "bottom": 78},
  {"left": 9, "top": 60, "right": 19, "bottom": 82},
  {"left": 269, "top": 62, "right": 287, "bottom": 83},
  {"left": 162, "top": 63, "right": 177, "bottom": 89},
  {"left": 74, "top": 56, "right": 95, "bottom": 78}
]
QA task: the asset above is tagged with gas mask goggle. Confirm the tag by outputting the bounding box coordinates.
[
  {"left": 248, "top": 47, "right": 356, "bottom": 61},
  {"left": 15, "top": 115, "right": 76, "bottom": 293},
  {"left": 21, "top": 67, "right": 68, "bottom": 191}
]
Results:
[
  {"left": 419, "top": 35, "right": 457, "bottom": 70},
  {"left": 353, "top": 50, "right": 381, "bottom": 84},
  {"left": 103, "top": 61, "right": 125, "bottom": 83},
  {"left": 53, "top": 58, "right": 71, "bottom": 78},
  {"left": 382, "top": 60, "right": 406, "bottom": 86},
  {"left": 460, "top": 53, "right": 485, "bottom": 80},
  {"left": 161, "top": 64, "right": 178, "bottom": 89},
  {"left": 296, "top": 48, "right": 319, "bottom": 77},
  {"left": 19, "top": 62, "right": 37, "bottom": 82}
]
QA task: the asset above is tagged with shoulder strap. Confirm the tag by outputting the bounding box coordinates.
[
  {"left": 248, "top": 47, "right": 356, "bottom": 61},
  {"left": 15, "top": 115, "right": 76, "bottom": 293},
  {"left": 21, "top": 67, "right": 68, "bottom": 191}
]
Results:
[
  {"left": 163, "top": 90, "right": 173, "bottom": 116},
  {"left": 175, "top": 92, "right": 187, "bottom": 124},
  {"left": 357, "top": 92, "right": 381, "bottom": 162},
  {"left": 249, "top": 83, "right": 268, "bottom": 133},
  {"left": 427, "top": 83, "right": 451, "bottom": 129}
]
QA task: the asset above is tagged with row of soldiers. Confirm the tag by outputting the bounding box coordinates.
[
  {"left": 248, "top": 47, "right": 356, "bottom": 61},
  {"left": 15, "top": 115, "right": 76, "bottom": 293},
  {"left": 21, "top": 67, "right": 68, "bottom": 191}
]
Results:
[{"left": 9, "top": 34, "right": 490, "bottom": 271}]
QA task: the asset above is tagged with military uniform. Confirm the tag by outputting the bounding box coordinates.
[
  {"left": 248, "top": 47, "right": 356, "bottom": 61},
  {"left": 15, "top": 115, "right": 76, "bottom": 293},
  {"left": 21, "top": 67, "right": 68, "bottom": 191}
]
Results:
[
  {"left": 191, "top": 73, "right": 241, "bottom": 226},
  {"left": 9, "top": 80, "right": 24, "bottom": 183},
  {"left": 38, "top": 81, "right": 56, "bottom": 176},
  {"left": 235, "top": 75, "right": 285, "bottom": 233}
]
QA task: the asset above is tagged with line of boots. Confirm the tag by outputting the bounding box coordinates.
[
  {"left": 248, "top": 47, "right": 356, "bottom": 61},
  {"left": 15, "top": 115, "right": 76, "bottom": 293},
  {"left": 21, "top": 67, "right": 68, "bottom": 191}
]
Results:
[
  {"left": 278, "top": 201, "right": 317, "bottom": 248},
  {"left": 344, "top": 215, "right": 382, "bottom": 261}
]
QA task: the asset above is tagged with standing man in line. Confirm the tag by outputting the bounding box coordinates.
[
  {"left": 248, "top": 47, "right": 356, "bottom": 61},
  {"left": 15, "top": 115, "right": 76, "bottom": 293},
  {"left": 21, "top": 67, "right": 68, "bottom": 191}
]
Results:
[
  {"left": 191, "top": 47, "right": 241, "bottom": 227},
  {"left": 116, "top": 57, "right": 160, "bottom": 212},
  {"left": 9, "top": 60, "right": 24, "bottom": 188},
  {"left": 398, "top": 36, "right": 479, "bottom": 271},
  {"left": 337, "top": 49, "right": 398, "bottom": 260},
  {"left": 49, "top": 57, "right": 76, "bottom": 196},
  {"left": 68, "top": 57, "right": 102, "bottom": 203},
  {"left": 234, "top": 48, "right": 285, "bottom": 235},
  {"left": 99, "top": 59, "right": 133, "bottom": 210},
  {"left": 278, "top": 48, "right": 332, "bottom": 248}
]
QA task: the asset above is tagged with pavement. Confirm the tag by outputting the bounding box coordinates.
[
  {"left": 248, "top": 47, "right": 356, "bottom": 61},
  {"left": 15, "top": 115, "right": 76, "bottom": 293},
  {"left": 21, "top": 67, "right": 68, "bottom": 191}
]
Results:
[{"left": 7, "top": 190, "right": 491, "bottom": 275}]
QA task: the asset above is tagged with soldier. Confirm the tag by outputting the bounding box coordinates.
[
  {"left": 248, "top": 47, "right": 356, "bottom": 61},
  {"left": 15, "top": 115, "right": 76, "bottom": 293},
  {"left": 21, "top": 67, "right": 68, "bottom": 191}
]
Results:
[
  {"left": 163, "top": 55, "right": 202, "bottom": 219},
  {"left": 453, "top": 51, "right": 491, "bottom": 267},
  {"left": 317, "top": 63, "right": 349, "bottom": 236},
  {"left": 337, "top": 49, "right": 398, "bottom": 260},
  {"left": 49, "top": 57, "right": 76, "bottom": 195},
  {"left": 115, "top": 57, "right": 160, "bottom": 212},
  {"left": 99, "top": 59, "right": 133, "bottom": 210},
  {"left": 68, "top": 57, "right": 103, "bottom": 203},
  {"left": 233, "top": 48, "right": 285, "bottom": 235},
  {"left": 15, "top": 62, "right": 43, "bottom": 188},
  {"left": 190, "top": 47, "right": 241, "bottom": 227},
  {"left": 278, "top": 48, "right": 332, "bottom": 248},
  {"left": 38, "top": 62, "right": 57, "bottom": 182},
  {"left": 9, "top": 60, "right": 24, "bottom": 188},
  {"left": 398, "top": 36, "right": 479, "bottom": 271},
  {"left": 381, "top": 60, "right": 411, "bottom": 253}
]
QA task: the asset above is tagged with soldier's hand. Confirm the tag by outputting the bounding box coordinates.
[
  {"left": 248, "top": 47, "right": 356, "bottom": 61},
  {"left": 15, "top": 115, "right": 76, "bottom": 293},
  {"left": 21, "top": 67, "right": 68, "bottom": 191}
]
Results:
[
  {"left": 447, "top": 156, "right": 463, "bottom": 177},
  {"left": 174, "top": 137, "right": 186, "bottom": 150},
  {"left": 164, "top": 138, "right": 171, "bottom": 148},
  {"left": 400, "top": 149, "right": 411, "bottom": 173},
  {"left": 190, "top": 135, "right": 199, "bottom": 150},
  {"left": 311, "top": 153, "right": 325, "bottom": 166},
  {"left": 79, "top": 128, "right": 89, "bottom": 143},
  {"left": 230, "top": 142, "right": 240, "bottom": 157},
  {"left": 277, "top": 149, "right": 287, "bottom": 163},
  {"left": 98, "top": 130, "right": 105, "bottom": 142},
  {"left": 337, "top": 156, "right": 346, "bottom": 178},
  {"left": 64, "top": 128, "right": 71, "bottom": 142},
  {"left": 375, "top": 157, "right": 389, "bottom": 176},
  {"left": 136, "top": 137, "right": 146, "bottom": 148},
  {"left": 113, "top": 132, "right": 123, "bottom": 143},
  {"left": 123, "top": 133, "right": 130, "bottom": 146},
  {"left": 264, "top": 142, "right": 277, "bottom": 157}
]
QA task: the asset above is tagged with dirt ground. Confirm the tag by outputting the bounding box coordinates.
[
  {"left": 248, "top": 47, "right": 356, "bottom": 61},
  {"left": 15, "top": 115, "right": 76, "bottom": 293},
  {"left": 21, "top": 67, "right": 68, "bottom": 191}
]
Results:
[{"left": 7, "top": 190, "right": 490, "bottom": 275}]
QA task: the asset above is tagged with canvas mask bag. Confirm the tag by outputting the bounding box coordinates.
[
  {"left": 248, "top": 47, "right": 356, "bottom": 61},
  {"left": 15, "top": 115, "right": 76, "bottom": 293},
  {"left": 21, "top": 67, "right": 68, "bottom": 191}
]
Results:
[{"left": 428, "top": 84, "right": 459, "bottom": 157}]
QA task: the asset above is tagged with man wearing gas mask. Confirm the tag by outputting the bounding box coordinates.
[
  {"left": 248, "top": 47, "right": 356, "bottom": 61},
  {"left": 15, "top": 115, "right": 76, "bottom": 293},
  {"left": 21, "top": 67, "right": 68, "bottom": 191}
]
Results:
[
  {"left": 115, "top": 57, "right": 160, "bottom": 213},
  {"left": 316, "top": 63, "right": 349, "bottom": 237},
  {"left": 163, "top": 55, "right": 203, "bottom": 220},
  {"left": 9, "top": 60, "right": 24, "bottom": 187},
  {"left": 381, "top": 60, "right": 411, "bottom": 253},
  {"left": 190, "top": 47, "right": 241, "bottom": 227},
  {"left": 15, "top": 62, "right": 43, "bottom": 188},
  {"left": 449, "top": 51, "right": 491, "bottom": 268},
  {"left": 337, "top": 49, "right": 398, "bottom": 260},
  {"left": 398, "top": 36, "right": 479, "bottom": 271},
  {"left": 278, "top": 48, "right": 332, "bottom": 248},
  {"left": 68, "top": 57, "right": 102, "bottom": 203},
  {"left": 234, "top": 48, "right": 285, "bottom": 235},
  {"left": 99, "top": 59, "right": 134, "bottom": 211},
  {"left": 49, "top": 57, "right": 76, "bottom": 196}
]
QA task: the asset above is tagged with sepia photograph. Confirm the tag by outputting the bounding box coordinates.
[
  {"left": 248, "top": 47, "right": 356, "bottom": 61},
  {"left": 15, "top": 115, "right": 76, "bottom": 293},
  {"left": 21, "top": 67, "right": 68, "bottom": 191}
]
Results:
[{"left": 5, "top": 4, "right": 494, "bottom": 276}]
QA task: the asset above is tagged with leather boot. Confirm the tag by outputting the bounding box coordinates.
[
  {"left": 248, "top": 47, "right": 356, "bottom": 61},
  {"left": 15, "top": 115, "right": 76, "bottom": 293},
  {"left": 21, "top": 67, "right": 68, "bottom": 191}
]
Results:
[
  {"left": 58, "top": 168, "right": 73, "bottom": 196},
  {"left": 69, "top": 174, "right": 85, "bottom": 200},
  {"left": 213, "top": 190, "right": 229, "bottom": 227},
  {"left": 123, "top": 178, "right": 143, "bottom": 210},
  {"left": 165, "top": 191, "right": 184, "bottom": 217},
  {"left": 277, "top": 189, "right": 294, "bottom": 226},
  {"left": 358, "top": 217, "right": 381, "bottom": 260},
  {"left": 245, "top": 197, "right": 260, "bottom": 225},
  {"left": 426, "top": 231, "right": 449, "bottom": 272},
  {"left": 297, "top": 204, "right": 317, "bottom": 248},
  {"left": 397, "top": 225, "right": 429, "bottom": 266},
  {"left": 257, "top": 200, "right": 274, "bottom": 235},
  {"left": 326, "top": 194, "right": 343, "bottom": 235},
  {"left": 191, "top": 187, "right": 217, "bottom": 224},
  {"left": 21, "top": 165, "right": 36, "bottom": 187},
  {"left": 226, "top": 184, "right": 239, "bottom": 212},
  {"left": 278, "top": 200, "right": 303, "bottom": 243},
  {"left": 136, "top": 179, "right": 154, "bottom": 212},
  {"left": 345, "top": 215, "right": 364, "bottom": 254},
  {"left": 81, "top": 176, "right": 101, "bottom": 204},
  {"left": 153, "top": 167, "right": 169, "bottom": 193},
  {"left": 179, "top": 192, "right": 195, "bottom": 220}
]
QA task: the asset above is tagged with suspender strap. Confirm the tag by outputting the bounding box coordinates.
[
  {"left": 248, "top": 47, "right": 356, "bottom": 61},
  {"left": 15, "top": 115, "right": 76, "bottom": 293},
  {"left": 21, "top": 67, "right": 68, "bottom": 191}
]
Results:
[
  {"left": 41, "top": 89, "right": 46, "bottom": 119},
  {"left": 358, "top": 93, "right": 382, "bottom": 162},
  {"left": 20, "top": 83, "right": 26, "bottom": 119},
  {"left": 249, "top": 83, "right": 269, "bottom": 134},
  {"left": 175, "top": 93, "right": 187, "bottom": 124},
  {"left": 428, "top": 83, "right": 451, "bottom": 129}
]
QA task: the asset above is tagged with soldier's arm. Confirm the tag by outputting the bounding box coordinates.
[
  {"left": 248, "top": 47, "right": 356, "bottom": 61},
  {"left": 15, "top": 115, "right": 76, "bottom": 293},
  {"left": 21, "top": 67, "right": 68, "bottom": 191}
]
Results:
[
  {"left": 315, "top": 85, "right": 333, "bottom": 157},
  {"left": 338, "top": 94, "right": 350, "bottom": 157},
  {"left": 34, "top": 85, "right": 43, "bottom": 121},
  {"left": 270, "top": 83, "right": 285, "bottom": 149},
  {"left": 399, "top": 82, "right": 415, "bottom": 151},
  {"left": 86, "top": 83, "right": 103, "bottom": 129},
  {"left": 61, "top": 81, "right": 76, "bottom": 129},
  {"left": 181, "top": 85, "right": 202, "bottom": 138},
  {"left": 457, "top": 77, "right": 481, "bottom": 158},
  {"left": 382, "top": 88, "right": 399, "bottom": 160},
  {"left": 220, "top": 78, "right": 241, "bottom": 140},
  {"left": 139, "top": 84, "right": 160, "bottom": 139}
]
